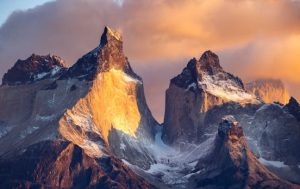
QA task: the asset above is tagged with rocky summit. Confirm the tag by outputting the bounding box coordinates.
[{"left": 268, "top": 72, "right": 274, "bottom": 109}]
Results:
[
  {"left": 0, "top": 27, "right": 299, "bottom": 189},
  {"left": 2, "top": 54, "right": 67, "bottom": 85},
  {"left": 163, "top": 50, "right": 257, "bottom": 145},
  {"left": 189, "top": 116, "right": 297, "bottom": 189}
]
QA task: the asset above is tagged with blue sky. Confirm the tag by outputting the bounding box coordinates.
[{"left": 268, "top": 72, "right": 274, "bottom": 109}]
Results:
[{"left": 0, "top": 0, "right": 53, "bottom": 26}]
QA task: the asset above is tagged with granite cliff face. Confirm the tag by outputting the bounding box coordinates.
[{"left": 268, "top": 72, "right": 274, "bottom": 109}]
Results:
[
  {"left": 160, "top": 51, "right": 300, "bottom": 186},
  {"left": 58, "top": 27, "right": 158, "bottom": 166},
  {"left": 162, "top": 51, "right": 257, "bottom": 145},
  {"left": 246, "top": 79, "right": 290, "bottom": 104},
  {"left": 0, "top": 27, "right": 158, "bottom": 188},
  {"left": 0, "top": 27, "right": 299, "bottom": 189},
  {"left": 189, "top": 116, "right": 298, "bottom": 189}
]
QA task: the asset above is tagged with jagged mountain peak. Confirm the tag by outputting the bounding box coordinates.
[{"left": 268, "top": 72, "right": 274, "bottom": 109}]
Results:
[
  {"left": 170, "top": 50, "right": 255, "bottom": 103},
  {"left": 285, "top": 97, "right": 300, "bottom": 121},
  {"left": 2, "top": 54, "right": 67, "bottom": 85},
  {"left": 288, "top": 96, "right": 299, "bottom": 106},
  {"left": 198, "top": 50, "right": 223, "bottom": 74},
  {"left": 62, "top": 26, "right": 138, "bottom": 81},
  {"left": 100, "top": 26, "right": 122, "bottom": 47},
  {"left": 191, "top": 115, "right": 297, "bottom": 189},
  {"left": 164, "top": 51, "right": 257, "bottom": 145},
  {"left": 218, "top": 115, "right": 243, "bottom": 139},
  {"left": 183, "top": 50, "right": 222, "bottom": 77}
]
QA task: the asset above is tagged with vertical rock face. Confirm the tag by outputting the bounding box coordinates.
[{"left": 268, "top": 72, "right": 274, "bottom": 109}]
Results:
[
  {"left": 0, "top": 27, "right": 299, "bottom": 189},
  {"left": 0, "top": 27, "right": 158, "bottom": 188},
  {"left": 246, "top": 79, "right": 290, "bottom": 104},
  {"left": 0, "top": 140, "right": 153, "bottom": 189},
  {"left": 162, "top": 51, "right": 257, "bottom": 145},
  {"left": 190, "top": 116, "right": 297, "bottom": 189},
  {"left": 58, "top": 27, "right": 158, "bottom": 163},
  {"left": 0, "top": 27, "right": 157, "bottom": 166},
  {"left": 284, "top": 97, "right": 300, "bottom": 121}
]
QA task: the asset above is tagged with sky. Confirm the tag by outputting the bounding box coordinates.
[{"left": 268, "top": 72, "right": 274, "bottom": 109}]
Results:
[
  {"left": 0, "top": 0, "right": 53, "bottom": 26},
  {"left": 0, "top": 0, "right": 300, "bottom": 122}
]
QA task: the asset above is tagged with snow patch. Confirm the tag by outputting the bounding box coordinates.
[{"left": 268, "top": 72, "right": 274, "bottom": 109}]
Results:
[
  {"left": 185, "top": 82, "right": 197, "bottom": 91},
  {"left": 51, "top": 66, "right": 61, "bottom": 76},
  {"left": 143, "top": 129, "right": 216, "bottom": 185},
  {"left": 198, "top": 73, "right": 257, "bottom": 103},
  {"left": 34, "top": 72, "right": 49, "bottom": 80},
  {"left": 35, "top": 114, "right": 59, "bottom": 121},
  {"left": 20, "top": 125, "right": 39, "bottom": 139},
  {"left": 259, "top": 158, "right": 288, "bottom": 168},
  {"left": 110, "top": 68, "right": 142, "bottom": 84},
  {"left": 120, "top": 143, "right": 126, "bottom": 150}
]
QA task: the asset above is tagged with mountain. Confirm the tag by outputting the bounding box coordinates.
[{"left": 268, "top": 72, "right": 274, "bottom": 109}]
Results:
[
  {"left": 246, "top": 79, "right": 290, "bottom": 104},
  {"left": 162, "top": 50, "right": 257, "bottom": 145},
  {"left": 0, "top": 26, "right": 157, "bottom": 188},
  {"left": 0, "top": 27, "right": 299, "bottom": 189},
  {"left": 2, "top": 54, "right": 67, "bottom": 85},
  {"left": 161, "top": 50, "right": 300, "bottom": 185},
  {"left": 0, "top": 140, "right": 152, "bottom": 189},
  {"left": 189, "top": 116, "right": 298, "bottom": 189}
]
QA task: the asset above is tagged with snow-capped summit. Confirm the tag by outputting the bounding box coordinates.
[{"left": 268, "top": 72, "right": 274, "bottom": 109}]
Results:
[
  {"left": 171, "top": 50, "right": 256, "bottom": 104},
  {"left": 2, "top": 54, "right": 67, "bottom": 85},
  {"left": 163, "top": 51, "right": 257, "bottom": 145},
  {"left": 61, "top": 26, "right": 138, "bottom": 81},
  {"left": 0, "top": 27, "right": 299, "bottom": 189}
]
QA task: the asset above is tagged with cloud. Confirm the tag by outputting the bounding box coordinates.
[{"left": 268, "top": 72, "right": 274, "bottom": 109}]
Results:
[{"left": 0, "top": 0, "right": 300, "bottom": 121}]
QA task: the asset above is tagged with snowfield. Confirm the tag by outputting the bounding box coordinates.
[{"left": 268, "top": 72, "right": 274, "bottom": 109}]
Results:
[
  {"left": 123, "top": 127, "right": 216, "bottom": 187},
  {"left": 198, "top": 73, "right": 257, "bottom": 103}
]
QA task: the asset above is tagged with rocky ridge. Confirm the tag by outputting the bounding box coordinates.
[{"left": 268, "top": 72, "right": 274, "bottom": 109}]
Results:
[
  {"left": 190, "top": 116, "right": 298, "bottom": 189},
  {"left": 0, "top": 140, "right": 153, "bottom": 189},
  {"left": 0, "top": 27, "right": 158, "bottom": 188},
  {"left": 163, "top": 50, "right": 257, "bottom": 145},
  {"left": 2, "top": 54, "right": 67, "bottom": 85},
  {"left": 0, "top": 27, "right": 299, "bottom": 189}
]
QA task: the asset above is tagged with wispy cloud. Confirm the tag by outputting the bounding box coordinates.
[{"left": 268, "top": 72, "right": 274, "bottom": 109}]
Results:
[{"left": 0, "top": 0, "right": 299, "bottom": 121}]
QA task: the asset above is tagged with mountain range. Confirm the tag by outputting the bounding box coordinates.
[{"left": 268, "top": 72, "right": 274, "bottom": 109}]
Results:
[{"left": 0, "top": 27, "right": 299, "bottom": 189}]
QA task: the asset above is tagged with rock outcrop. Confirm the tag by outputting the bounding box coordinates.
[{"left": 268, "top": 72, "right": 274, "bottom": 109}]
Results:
[
  {"left": 0, "top": 27, "right": 299, "bottom": 189},
  {"left": 2, "top": 54, "right": 67, "bottom": 85},
  {"left": 58, "top": 26, "right": 158, "bottom": 167},
  {"left": 246, "top": 79, "right": 290, "bottom": 104},
  {"left": 0, "top": 26, "right": 158, "bottom": 187},
  {"left": 284, "top": 97, "right": 300, "bottom": 121},
  {"left": 189, "top": 116, "right": 298, "bottom": 189},
  {"left": 0, "top": 140, "right": 154, "bottom": 189},
  {"left": 193, "top": 101, "right": 300, "bottom": 184},
  {"left": 162, "top": 51, "right": 257, "bottom": 145}
]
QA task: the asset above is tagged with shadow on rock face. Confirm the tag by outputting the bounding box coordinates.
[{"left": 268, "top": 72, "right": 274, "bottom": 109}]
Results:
[{"left": 189, "top": 116, "right": 298, "bottom": 189}]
